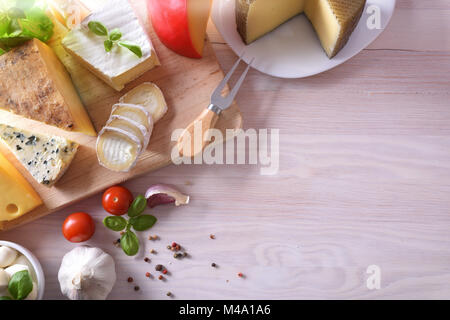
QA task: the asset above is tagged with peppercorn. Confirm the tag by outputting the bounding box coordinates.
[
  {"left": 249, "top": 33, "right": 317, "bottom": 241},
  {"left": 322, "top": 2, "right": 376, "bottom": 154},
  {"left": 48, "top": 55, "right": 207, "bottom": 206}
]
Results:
[
  {"left": 211, "top": 263, "right": 216, "bottom": 268},
  {"left": 183, "top": 252, "right": 188, "bottom": 257},
  {"left": 238, "top": 272, "right": 243, "bottom": 278},
  {"left": 127, "top": 277, "right": 133, "bottom": 283},
  {"left": 150, "top": 249, "right": 156, "bottom": 254},
  {"left": 134, "top": 286, "right": 140, "bottom": 291},
  {"left": 176, "top": 245, "right": 181, "bottom": 251},
  {"left": 144, "top": 257, "right": 150, "bottom": 263},
  {"left": 167, "top": 245, "right": 172, "bottom": 250},
  {"left": 148, "top": 236, "right": 153, "bottom": 240},
  {"left": 162, "top": 269, "right": 168, "bottom": 275},
  {"left": 153, "top": 235, "right": 159, "bottom": 240},
  {"left": 174, "top": 253, "right": 182, "bottom": 259},
  {"left": 210, "top": 234, "right": 215, "bottom": 239},
  {"left": 155, "top": 264, "right": 163, "bottom": 271},
  {"left": 145, "top": 272, "right": 151, "bottom": 278},
  {"left": 158, "top": 275, "right": 164, "bottom": 280},
  {"left": 172, "top": 242, "right": 177, "bottom": 247},
  {"left": 166, "top": 292, "right": 172, "bottom": 297},
  {"left": 117, "top": 238, "right": 121, "bottom": 243}
]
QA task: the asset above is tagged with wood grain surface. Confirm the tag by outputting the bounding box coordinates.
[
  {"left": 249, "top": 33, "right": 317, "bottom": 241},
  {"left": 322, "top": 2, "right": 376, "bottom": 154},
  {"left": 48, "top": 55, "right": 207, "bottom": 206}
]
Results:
[
  {"left": 1, "top": 0, "right": 449, "bottom": 299},
  {"left": 0, "top": 0, "right": 242, "bottom": 231}
]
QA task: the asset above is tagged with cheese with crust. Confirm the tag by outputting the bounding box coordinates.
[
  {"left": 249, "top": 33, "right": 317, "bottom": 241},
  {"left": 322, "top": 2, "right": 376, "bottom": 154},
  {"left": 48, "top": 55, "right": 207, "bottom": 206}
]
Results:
[{"left": 0, "top": 39, "right": 96, "bottom": 136}]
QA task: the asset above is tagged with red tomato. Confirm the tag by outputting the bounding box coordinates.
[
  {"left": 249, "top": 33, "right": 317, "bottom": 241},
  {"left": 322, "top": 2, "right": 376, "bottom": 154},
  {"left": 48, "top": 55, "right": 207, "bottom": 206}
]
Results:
[
  {"left": 102, "top": 186, "right": 133, "bottom": 215},
  {"left": 62, "top": 212, "right": 95, "bottom": 243}
]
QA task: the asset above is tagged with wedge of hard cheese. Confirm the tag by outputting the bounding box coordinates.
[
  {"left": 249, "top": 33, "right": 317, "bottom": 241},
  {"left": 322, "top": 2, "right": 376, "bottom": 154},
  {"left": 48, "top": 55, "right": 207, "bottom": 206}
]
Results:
[
  {"left": 62, "top": 0, "right": 160, "bottom": 91},
  {"left": 0, "top": 124, "right": 79, "bottom": 187},
  {"left": 0, "top": 39, "right": 96, "bottom": 136},
  {"left": 236, "top": 0, "right": 366, "bottom": 58},
  {"left": 0, "top": 152, "right": 43, "bottom": 222}
]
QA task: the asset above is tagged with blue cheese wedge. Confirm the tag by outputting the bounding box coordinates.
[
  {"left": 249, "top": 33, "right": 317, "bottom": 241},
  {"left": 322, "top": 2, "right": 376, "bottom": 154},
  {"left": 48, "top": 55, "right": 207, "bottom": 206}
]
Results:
[
  {"left": 0, "top": 125, "right": 79, "bottom": 187},
  {"left": 61, "top": 0, "right": 160, "bottom": 91}
]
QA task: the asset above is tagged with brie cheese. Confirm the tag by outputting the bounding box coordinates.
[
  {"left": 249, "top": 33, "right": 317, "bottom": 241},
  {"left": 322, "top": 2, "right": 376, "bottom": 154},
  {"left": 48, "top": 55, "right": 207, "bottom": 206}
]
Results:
[{"left": 62, "top": 0, "right": 160, "bottom": 91}]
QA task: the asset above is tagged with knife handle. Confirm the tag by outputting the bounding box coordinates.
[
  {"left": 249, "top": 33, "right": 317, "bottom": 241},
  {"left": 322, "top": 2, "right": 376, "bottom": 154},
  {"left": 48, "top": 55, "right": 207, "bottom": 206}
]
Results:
[{"left": 177, "top": 108, "right": 219, "bottom": 158}]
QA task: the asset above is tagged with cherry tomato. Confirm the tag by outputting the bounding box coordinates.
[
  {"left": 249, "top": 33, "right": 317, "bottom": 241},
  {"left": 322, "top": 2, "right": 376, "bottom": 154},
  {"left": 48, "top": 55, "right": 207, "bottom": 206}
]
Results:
[
  {"left": 62, "top": 212, "right": 95, "bottom": 243},
  {"left": 102, "top": 185, "right": 133, "bottom": 215}
]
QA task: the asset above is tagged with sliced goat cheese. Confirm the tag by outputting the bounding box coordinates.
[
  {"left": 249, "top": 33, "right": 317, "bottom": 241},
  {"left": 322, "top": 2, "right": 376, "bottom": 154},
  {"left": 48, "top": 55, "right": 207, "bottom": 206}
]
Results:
[
  {"left": 119, "top": 83, "right": 168, "bottom": 123},
  {"left": 62, "top": 0, "right": 160, "bottom": 91},
  {"left": 0, "top": 124, "right": 79, "bottom": 187},
  {"left": 107, "top": 115, "right": 151, "bottom": 151},
  {"left": 96, "top": 127, "right": 142, "bottom": 172},
  {"left": 111, "top": 104, "right": 154, "bottom": 132}
]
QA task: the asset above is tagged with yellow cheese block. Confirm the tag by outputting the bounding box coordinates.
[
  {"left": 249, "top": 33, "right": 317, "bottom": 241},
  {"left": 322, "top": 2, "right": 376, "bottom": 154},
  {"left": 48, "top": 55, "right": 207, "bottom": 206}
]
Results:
[
  {"left": 236, "top": 0, "right": 366, "bottom": 58},
  {"left": 0, "top": 153, "right": 43, "bottom": 221}
]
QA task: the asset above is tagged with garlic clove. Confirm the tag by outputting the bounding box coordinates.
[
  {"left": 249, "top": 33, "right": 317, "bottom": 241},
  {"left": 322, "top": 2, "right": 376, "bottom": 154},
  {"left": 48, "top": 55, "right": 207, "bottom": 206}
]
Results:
[
  {"left": 145, "top": 184, "right": 190, "bottom": 208},
  {"left": 0, "top": 246, "right": 18, "bottom": 268}
]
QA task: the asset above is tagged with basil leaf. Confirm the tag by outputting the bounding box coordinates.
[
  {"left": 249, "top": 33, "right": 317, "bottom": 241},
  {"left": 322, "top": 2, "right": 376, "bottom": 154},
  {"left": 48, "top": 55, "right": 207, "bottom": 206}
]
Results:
[
  {"left": 0, "top": 296, "right": 12, "bottom": 300},
  {"left": 128, "top": 194, "right": 147, "bottom": 217},
  {"left": 88, "top": 21, "right": 108, "bottom": 36},
  {"left": 109, "top": 28, "right": 122, "bottom": 41},
  {"left": 0, "top": 47, "right": 6, "bottom": 55},
  {"left": 103, "top": 216, "right": 127, "bottom": 231},
  {"left": 104, "top": 39, "right": 113, "bottom": 52},
  {"left": 130, "top": 214, "right": 157, "bottom": 232},
  {"left": 8, "top": 270, "right": 33, "bottom": 300},
  {"left": 118, "top": 41, "right": 142, "bottom": 58},
  {"left": 121, "top": 231, "right": 139, "bottom": 256}
]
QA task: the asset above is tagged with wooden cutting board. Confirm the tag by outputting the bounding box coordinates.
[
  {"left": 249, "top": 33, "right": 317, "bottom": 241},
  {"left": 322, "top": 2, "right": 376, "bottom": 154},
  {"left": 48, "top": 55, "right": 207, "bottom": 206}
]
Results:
[{"left": 0, "top": 0, "right": 242, "bottom": 231}]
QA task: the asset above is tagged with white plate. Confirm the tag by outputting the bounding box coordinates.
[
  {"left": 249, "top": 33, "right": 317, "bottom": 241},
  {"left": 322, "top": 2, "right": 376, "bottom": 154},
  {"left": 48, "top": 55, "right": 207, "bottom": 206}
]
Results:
[{"left": 212, "top": 0, "right": 396, "bottom": 78}]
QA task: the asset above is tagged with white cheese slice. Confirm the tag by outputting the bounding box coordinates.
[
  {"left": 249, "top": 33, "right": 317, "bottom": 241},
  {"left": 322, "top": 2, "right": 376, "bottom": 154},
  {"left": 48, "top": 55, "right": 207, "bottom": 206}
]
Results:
[
  {"left": 107, "top": 115, "right": 151, "bottom": 150},
  {"left": 0, "top": 124, "right": 79, "bottom": 187},
  {"left": 96, "top": 127, "right": 142, "bottom": 172},
  {"left": 119, "top": 83, "right": 168, "bottom": 123},
  {"left": 62, "top": 0, "right": 160, "bottom": 91},
  {"left": 111, "top": 103, "right": 154, "bottom": 132}
]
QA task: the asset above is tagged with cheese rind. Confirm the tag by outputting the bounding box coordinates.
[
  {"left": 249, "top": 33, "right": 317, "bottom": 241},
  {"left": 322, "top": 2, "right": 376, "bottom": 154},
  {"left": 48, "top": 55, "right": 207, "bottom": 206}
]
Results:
[
  {"left": 236, "top": 0, "right": 366, "bottom": 58},
  {"left": 0, "top": 39, "right": 96, "bottom": 136},
  {"left": 0, "top": 124, "right": 79, "bottom": 187},
  {"left": 0, "top": 152, "right": 42, "bottom": 222},
  {"left": 62, "top": 0, "right": 160, "bottom": 91}
]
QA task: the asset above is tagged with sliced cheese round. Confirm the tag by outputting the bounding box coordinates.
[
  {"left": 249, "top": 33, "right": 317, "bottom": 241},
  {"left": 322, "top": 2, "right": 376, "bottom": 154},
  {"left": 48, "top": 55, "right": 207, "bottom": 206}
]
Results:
[
  {"left": 107, "top": 115, "right": 152, "bottom": 150},
  {"left": 111, "top": 103, "right": 154, "bottom": 132},
  {"left": 119, "top": 82, "right": 168, "bottom": 123},
  {"left": 96, "top": 127, "right": 142, "bottom": 172}
]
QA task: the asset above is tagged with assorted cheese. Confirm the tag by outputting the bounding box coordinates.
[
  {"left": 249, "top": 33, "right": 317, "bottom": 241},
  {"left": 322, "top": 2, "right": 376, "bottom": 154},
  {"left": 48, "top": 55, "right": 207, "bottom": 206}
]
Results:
[
  {"left": 0, "top": 152, "right": 43, "bottom": 221},
  {"left": 236, "top": 0, "right": 366, "bottom": 58},
  {"left": 97, "top": 82, "right": 167, "bottom": 172},
  {"left": 62, "top": 0, "right": 160, "bottom": 91},
  {"left": 0, "top": 39, "right": 97, "bottom": 136},
  {"left": 0, "top": 124, "right": 79, "bottom": 187}
]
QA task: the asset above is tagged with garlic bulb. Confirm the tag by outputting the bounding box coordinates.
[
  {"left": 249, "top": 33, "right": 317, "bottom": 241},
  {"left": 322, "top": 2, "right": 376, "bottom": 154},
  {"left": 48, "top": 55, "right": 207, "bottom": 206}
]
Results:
[{"left": 58, "top": 246, "right": 116, "bottom": 300}]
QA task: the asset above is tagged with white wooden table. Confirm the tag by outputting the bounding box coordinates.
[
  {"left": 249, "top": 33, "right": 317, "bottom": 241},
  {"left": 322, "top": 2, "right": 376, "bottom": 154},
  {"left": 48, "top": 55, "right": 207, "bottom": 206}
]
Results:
[{"left": 2, "top": 0, "right": 450, "bottom": 299}]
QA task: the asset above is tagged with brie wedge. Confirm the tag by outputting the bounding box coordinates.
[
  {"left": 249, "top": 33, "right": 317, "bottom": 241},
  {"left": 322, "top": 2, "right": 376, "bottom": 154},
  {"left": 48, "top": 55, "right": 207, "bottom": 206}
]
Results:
[
  {"left": 0, "top": 124, "right": 79, "bottom": 187},
  {"left": 119, "top": 83, "right": 168, "bottom": 123},
  {"left": 96, "top": 127, "right": 142, "bottom": 172},
  {"left": 62, "top": 0, "right": 160, "bottom": 91}
]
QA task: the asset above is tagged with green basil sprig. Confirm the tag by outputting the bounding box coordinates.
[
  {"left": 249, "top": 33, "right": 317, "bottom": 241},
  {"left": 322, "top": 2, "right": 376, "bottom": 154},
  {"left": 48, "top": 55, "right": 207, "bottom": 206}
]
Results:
[
  {"left": 103, "top": 194, "right": 157, "bottom": 256},
  {"left": 88, "top": 21, "right": 142, "bottom": 58},
  {"left": 2, "top": 270, "right": 34, "bottom": 300}
]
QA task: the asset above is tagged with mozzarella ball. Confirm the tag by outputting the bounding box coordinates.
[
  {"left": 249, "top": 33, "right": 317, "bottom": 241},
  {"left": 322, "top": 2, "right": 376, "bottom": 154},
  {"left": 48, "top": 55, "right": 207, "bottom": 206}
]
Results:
[
  {"left": 0, "top": 246, "right": 18, "bottom": 268},
  {"left": 24, "top": 282, "right": 38, "bottom": 300},
  {"left": 11, "top": 255, "right": 36, "bottom": 281},
  {"left": 4, "top": 264, "right": 29, "bottom": 278},
  {"left": 0, "top": 268, "right": 10, "bottom": 292}
]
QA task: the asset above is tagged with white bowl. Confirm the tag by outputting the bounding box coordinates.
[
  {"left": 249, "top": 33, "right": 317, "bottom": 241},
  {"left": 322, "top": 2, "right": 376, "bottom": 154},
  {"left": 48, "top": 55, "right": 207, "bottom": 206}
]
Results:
[
  {"left": 0, "top": 241, "right": 45, "bottom": 300},
  {"left": 212, "top": 0, "right": 396, "bottom": 78}
]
